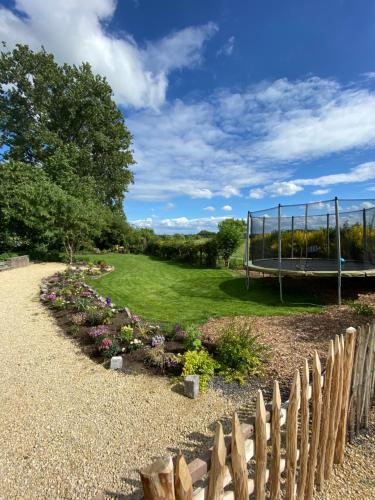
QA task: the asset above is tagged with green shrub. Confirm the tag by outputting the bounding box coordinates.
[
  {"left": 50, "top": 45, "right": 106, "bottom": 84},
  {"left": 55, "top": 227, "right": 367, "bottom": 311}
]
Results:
[
  {"left": 0, "top": 252, "right": 18, "bottom": 261},
  {"left": 180, "top": 350, "right": 217, "bottom": 391},
  {"left": 183, "top": 325, "right": 202, "bottom": 351},
  {"left": 348, "top": 301, "right": 374, "bottom": 316},
  {"left": 216, "top": 323, "right": 266, "bottom": 383},
  {"left": 85, "top": 307, "right": 113, "bottom": 326},
  {"left": 120, "top": 325, "right": 134, "bottom": 343}
]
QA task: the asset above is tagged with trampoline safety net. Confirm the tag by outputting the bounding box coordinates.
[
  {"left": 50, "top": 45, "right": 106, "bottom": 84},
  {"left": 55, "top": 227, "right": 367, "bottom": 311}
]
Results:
[{"left": 245, "top": 198, "right": 375, "bottom": 304}]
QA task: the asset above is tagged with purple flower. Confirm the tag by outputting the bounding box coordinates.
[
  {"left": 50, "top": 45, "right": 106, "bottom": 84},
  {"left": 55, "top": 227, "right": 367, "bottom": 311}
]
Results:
[
  {"left": 89, "top": 325, "right": 109, "bottom": 339},
  {"left": 105, "top": 296, "right": 112, "bottom": 306},
  {"left": 131, "top": 314, "right": 140, "bottom": 324},
  {"left": 151, "top": 335, "right": 165, "bottom": 347},
  {"left": 81, "top": 290, "right": 93, "bottom": 298},
  {"left": 47, "top": 293, "right": 56, "bottom": 301}
]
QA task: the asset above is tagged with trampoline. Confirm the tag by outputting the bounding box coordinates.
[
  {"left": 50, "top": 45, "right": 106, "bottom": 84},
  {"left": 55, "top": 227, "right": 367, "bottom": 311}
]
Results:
[{"left": 245, "top": 198, "right": 375, "bottom": 304}]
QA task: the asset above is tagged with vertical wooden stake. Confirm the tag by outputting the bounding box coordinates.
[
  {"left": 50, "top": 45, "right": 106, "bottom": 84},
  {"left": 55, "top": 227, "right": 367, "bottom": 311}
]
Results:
[
  {"left": 334, "top": 328, "right": 357, "bottom": 464},
  {"left": 140, "top": 456, "right": 175, "bottom": 500},
  {"left": 325, "top": 336, "right": 341, "bottom": 479},
  {"left": 231, "top": 412, "right": 249, "bottom": 500},
  {"left": 207, "top": 422, "right": 226, "bottom": 500},
  {"left": 270, "top": 381, "right": 281, "bottom": 500},
  {"left": 285, "top": 370, "right": 300, "bottom": 500},
  {"left": 255, "top": 390, "right": 267, "bottom": 500},
  {"left": 305, "top": 352, "right": 322, "bottom": 500},
  {"left": 297, "top": 359, "right": 309, "bottom": 499},
  {"left": 316, "top": 340, "right": 334, "bottom": 489},
  {"left": 175, "top": 453, "right": 193, "bottom": 500}
]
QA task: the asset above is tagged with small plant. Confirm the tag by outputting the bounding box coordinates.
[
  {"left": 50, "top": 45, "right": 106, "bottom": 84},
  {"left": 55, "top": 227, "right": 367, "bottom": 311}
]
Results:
[
  {"left": 348, "top": 301, "right": 374, "bottom": 316},
  {"left": 144, "top": 345, "right": 179, "bottom": 373},
  {"left": 68, "top": 325, "right": 80, "bottom": 337},
  {"left": 216, "top": 322, "right": 266, "bottom": 383},
  {"left": 129, "top": 338, "right": 143, "bottom": 351},
  {"left": 51, "top": 297, "right": 67, "bottom": 310},
  {"left": 183, "top": 325, "right": 202, "bottom": 351},
  {"left": 180, "top": 350, "right": 217, "bottom": 391},
  {"left": 99, "top": 337, "right": 121, "bottom": 358},
  {"left": 75, "top": 297, "right": 92, "bottom": 312},
  {"left": 120, "top": 325, "right": 134, "bottom": 343},
  {"left": 88, "top": 324, "right": 109, "bottom": 341},
  {"left": 70, "top": 312, "right": 87, "bottom": 325},
  {"left": 151, "top": 335, "right": 165, "bottom": 347}
]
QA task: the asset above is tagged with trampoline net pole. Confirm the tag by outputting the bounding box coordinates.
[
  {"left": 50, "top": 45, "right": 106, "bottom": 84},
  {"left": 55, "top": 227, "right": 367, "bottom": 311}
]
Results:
[
  {"left": 278, "top": 204, "right": 283, "bottom": 302},
  {"left": 326, "top": 213, "right": 330, "bottom": 259},
  {"left": 305, "top": 203, "right": 308, "bottom": 260},
  {"left": 262, "top": 216, "right": 265, "bottom": 259},
  {"left": 291, "top": 216, "right": 294, "bottom": 259},
  {"left": 245, "top": 211, "right": 250, "bottom": 289},
  {"left": 335, "top": 197, "right": 342, "bottom": 305},
  {"left": 363, "top": 208, "right": 368, "bottom": 262}
]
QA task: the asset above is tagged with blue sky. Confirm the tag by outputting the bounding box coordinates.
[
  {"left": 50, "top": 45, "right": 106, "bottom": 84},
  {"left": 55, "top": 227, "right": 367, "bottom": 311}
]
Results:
[{"left": 1, "top": 0, "right": 375, "bottom": 232}]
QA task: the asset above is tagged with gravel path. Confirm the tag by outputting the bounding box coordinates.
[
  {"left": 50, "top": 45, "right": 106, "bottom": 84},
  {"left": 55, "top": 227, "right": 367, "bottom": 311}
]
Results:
[{"left": 0, "top": 264, "right": 237, "bottom": 499}]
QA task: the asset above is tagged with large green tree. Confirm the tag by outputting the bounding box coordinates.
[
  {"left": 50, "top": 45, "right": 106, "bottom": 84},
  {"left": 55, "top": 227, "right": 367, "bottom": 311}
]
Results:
[{"left": 0, "top": 44, "right": 134, "bottom": 208}]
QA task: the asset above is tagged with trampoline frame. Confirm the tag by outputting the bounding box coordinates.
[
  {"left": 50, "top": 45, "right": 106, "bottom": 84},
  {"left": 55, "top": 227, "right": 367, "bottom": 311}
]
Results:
[{"left": 245, "top": 197, "right": 375, "bottom": 305}]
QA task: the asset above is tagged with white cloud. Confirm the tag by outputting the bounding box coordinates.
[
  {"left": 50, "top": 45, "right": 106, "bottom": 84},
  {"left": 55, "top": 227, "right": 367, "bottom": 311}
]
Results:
[
  {"left": 204, "top": 206, "right": 215, "bottom": 211},
  {"left": 163, "top": 202, "right": 175, "bottom": 211},
  {"left": 249, "top": 188, "right": 266, "bottom": 199},
  {"left": 0, "top": 0, "right": 217, "bottom": 108},
  {"left": 217, "top": 36, "right": 235, "bottom": 57},
  {"left": 222, "top": 205, "right": 232, "bottom": 211},
  {"left": 131, "top": 215, "right": 230, "bottom": 234},
  {"left": 312, "top": 188, "right": 331, "bottom": 195}
]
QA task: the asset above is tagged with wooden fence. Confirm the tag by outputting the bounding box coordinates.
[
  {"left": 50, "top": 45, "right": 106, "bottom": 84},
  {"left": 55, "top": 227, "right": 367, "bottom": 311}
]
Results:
[{"left": 139, "top": 322, "right": 375, "bottom": 499}]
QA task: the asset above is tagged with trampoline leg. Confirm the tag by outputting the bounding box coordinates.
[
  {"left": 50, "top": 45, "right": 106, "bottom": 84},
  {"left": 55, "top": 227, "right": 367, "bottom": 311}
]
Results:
[{"left": 279, "top": 272, "right": 284, "bottom": 303}]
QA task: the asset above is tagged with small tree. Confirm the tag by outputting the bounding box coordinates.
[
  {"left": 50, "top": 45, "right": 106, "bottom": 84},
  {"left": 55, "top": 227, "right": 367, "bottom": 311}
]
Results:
[{"left": 216, "top": 218, "right": 245, "bottom": 267}]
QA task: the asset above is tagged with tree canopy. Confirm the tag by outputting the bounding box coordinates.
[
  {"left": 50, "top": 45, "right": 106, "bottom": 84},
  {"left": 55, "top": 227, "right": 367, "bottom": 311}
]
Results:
[{"left": 0, "top": 44, "right": 134, "bottom": 208}]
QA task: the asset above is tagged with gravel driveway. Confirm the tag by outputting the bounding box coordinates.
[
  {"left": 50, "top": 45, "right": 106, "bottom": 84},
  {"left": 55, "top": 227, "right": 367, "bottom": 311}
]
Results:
[{"left": 0, "top": 263, "right": 236, "bottom": 499}]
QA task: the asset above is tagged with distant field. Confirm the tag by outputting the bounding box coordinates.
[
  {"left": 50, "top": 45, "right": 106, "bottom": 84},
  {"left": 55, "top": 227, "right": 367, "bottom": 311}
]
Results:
[{"left": 84, "top": 254, "right": 321, "bottom": 325}]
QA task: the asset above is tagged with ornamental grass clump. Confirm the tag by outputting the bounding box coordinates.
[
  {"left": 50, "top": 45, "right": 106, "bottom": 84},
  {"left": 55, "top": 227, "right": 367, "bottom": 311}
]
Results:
[
  {"left": 120, "top": 325, "right": 133, "bottom": 343},
  {"left": 216, "top": 322, "right": 267, "bottom": 384}
]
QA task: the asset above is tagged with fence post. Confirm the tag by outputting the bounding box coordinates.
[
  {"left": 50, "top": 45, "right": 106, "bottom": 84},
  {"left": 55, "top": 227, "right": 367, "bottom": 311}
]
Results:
[
  {"left": 298, "top": 359, "right": 309, "bottom": 498},
  {"left": 140, "top": 456, "right": 176, "bottom": 500},
  {"left": 335, "top": 328, "right": 357, "bottom": 464},
  {"left": 231, "top": 412, "right": 249, "bottom": 500},
  {"left": 286, "top": 370, "right": 300, "bottom": 500},
  {"left": 255, "top": 390, "right": 267, "bottom": 500},
  {"left": 175, "top": 453, "right": 193, "bottom": 500},
  {"left": 270, "top": 381, "right": 281, "bottom": 500},
  {"left": 360, "top": 323, "right": 375, "bottom": 430},
  {"left": 317, "top": 340, "right": 334, "bottom": 489},
  {"left": 207, "top": 422, "right": 226, "bottom": 500},
  {"left": 324, "top": 335, "right": 341, "bottom": 479},
  {"left": 305, "top": 352, "right": 322, "bottom": 500}
]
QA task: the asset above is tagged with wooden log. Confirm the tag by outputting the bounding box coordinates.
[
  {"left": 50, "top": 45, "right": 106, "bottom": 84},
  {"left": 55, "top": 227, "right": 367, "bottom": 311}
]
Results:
[
  {"left": 297, "top": 359, "right": 309, "bottom": 499},
  {"left": 269, "top": 381, "right": 281, "bottom": 500},
  {"left": 305, "top": 351, "right": 322, "bottom": 500},
  {"left": 285, "top": 370, "right": 300, "bottom": 500},
  {"left": 175, "top": 453, "right": 193, "bottom": 500},
  {"left": 334, "top": 328, "right": 357, "bottom": 464},
  {"left": 324, "top": 335, "right": 341, "bottom": 480},
  {"left": 316, "top": 340, "right": 334, "bottom": 489},
  {"left": 231, "top": 413, "right": 249, "bottom": 500},
  {"left": 207, "top": 422, "right": 226, "bottom": 500},
  {"left": 140, "top": 456, "right": 175, "bottom": 500},
  {"left": 255, "top": 390, "right": 267, "bottom": 500}
]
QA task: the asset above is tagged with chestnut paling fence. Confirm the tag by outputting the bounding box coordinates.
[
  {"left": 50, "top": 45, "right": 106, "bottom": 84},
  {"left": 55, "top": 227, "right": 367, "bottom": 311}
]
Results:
[{"left": 139, "top": 321, "right": 375, "bottom": 500}]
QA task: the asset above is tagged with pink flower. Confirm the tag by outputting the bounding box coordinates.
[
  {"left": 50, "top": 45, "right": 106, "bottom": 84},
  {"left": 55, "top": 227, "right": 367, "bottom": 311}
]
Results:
[
  {"left": 47, "top": 293, "right": 56, "bottom": 301},
  {"left": 99, "top": 338, "right": 112, "bottom": 350}
]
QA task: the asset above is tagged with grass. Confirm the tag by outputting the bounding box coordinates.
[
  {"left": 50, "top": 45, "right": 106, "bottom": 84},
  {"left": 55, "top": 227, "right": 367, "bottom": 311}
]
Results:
[{"left": 83, "top": 254, "right": 321, "bottom": 325}]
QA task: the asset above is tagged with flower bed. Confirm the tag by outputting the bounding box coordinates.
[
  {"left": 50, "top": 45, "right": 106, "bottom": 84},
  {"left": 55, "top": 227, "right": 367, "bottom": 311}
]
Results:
[
  {"left": 40, "top": 265, "right": 185, "bottom": 375},
  {"left": 40, "top": 264, "right": 267, "bottom": 385}
]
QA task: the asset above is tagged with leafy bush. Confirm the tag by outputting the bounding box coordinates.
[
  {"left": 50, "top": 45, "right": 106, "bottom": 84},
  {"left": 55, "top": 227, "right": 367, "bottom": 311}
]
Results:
[
  {"left": 98, "top": 337, "right": 121, "bottom": 358},
  {"left": 216, "top": 323, "right": 266, "bottom": 383},
  {"left": 0, "top": 252, "right": 18, "bottom": 261},
  {"left": 120, "top": 325, "right": 134, "bottom": 343},
  {"left": 348, "top": 301, "right": 374, "bottom": 316},
  {"left": 183, "top": 325, "right": 202, "bottom": 351},
  {"left": 180, "top": 350, "right": 217, "bottom": 391}
]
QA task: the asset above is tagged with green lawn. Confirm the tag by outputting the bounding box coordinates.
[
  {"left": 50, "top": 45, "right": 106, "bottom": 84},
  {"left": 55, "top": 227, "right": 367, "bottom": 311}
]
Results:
[{"left": 85, "top": 254, "right": 321, "bottom": 325}]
